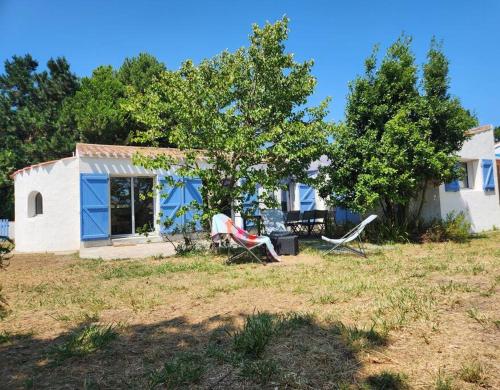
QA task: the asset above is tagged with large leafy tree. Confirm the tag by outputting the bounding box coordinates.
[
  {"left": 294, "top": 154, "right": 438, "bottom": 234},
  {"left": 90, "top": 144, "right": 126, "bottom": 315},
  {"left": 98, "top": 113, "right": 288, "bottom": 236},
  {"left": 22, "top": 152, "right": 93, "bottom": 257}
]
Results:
[
  {"left": 318, "top": 37, "right": 476, "bottom": 227},
  {"left": 125, "top": 18, "right": 330, "bottom": 223},
  {"left": 63, "top": 53, "right": 165, "bottom": 145},
  {"left": 0, "top": 55, "right": 79, "bottom": 219}
]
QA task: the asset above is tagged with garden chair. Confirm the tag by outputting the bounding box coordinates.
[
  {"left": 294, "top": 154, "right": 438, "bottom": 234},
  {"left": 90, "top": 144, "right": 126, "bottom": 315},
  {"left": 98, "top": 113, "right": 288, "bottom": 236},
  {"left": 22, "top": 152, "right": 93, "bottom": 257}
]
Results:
[
  {"left": 261, "top": 209, "right": 291, "bottom": 235},
  {"left": 321, "top": 214, "right": 377, "bottom": 257},
  {"left": 211, "top": 213, "right": 281, "bottom": 264},
  {"left": 284, "top": 210, "right": 301, "bottom": 233},
  {"left": 299, "top": 210, "right": 317, "bottom": 235}
]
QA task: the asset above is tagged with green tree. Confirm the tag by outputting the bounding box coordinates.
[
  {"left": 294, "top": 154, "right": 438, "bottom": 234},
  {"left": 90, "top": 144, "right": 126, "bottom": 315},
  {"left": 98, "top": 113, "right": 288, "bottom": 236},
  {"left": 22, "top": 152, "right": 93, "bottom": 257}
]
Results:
[
  {"left": 318, "top": 36, "right": 476, "bottom": 228},
  {"left": 125, "top": 18, "right": 330, "bottom": 224},
  {"left": 63, "top": 66, "right": 129, "bottom": 144},
  {"left": 0, "top": 55, "right": 79, "bottom": 219},
  {"left": 118, "top": 52, "right": 166, "bottom": 93},
  {"left": 63, "top": 53, "right": 165, "bottom": 145},
  {"left": 494, "top": 126, "right": 499, "bottom": 142}
]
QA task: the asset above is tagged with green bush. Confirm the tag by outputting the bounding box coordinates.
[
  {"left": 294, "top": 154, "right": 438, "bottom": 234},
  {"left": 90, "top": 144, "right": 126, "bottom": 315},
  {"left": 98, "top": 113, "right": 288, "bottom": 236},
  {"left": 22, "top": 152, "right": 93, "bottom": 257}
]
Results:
[{"left": 422, "top": 212, "right": 471, "bottom": 243}]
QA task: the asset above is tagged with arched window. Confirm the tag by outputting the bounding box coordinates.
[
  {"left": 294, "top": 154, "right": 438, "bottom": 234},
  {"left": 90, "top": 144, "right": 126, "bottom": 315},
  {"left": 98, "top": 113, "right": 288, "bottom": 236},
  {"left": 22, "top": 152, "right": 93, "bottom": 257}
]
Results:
[
  {"left": 35, "top": 193, "right": 43, "bottom": 215},
  {"left": 28, "top": 191, "right": 43, "bottom": 217}
]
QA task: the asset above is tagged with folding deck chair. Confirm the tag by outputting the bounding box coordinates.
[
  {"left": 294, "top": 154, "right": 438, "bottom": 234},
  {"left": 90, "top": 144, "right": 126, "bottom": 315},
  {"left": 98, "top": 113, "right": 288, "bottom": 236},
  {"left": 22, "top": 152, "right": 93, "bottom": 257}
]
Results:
[
  {"left": 261, "top": 209, "right": 291, "bottom": 235},
  {"left": 321, "top": 215, "right": 377, "bottom": 257},
  {"left": 211, "top": 214, "right": 281, "bottom": 264}
]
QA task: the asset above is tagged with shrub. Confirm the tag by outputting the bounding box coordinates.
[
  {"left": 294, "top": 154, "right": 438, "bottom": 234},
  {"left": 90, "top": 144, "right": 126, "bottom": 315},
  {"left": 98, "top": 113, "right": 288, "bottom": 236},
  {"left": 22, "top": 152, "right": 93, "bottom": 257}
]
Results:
[{"left": 422, "top": 212, "right": 471, "bottom": 243}]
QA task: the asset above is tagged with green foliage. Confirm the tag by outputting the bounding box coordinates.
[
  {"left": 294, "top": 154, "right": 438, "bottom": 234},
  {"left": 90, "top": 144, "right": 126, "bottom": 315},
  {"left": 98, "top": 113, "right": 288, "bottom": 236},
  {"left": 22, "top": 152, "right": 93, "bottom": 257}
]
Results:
[
  {"left": 331, "top": 322, "right": 388, "bottom": 351},
  {"left": 0, "top": 55, "right": 79, "bottom": 218},
  {"left": 149, "top": 352, "right": 204, "bottom": 389},
  {"left": 233, "top": 312, "right": 276, "bottom": 358},
  {"left": 318, "top": 36, "right": 476, "bottom": 228},
  {"left": 366, "top": 370, "right": 409, "bottom": 389},
  {"left": 63, "top": 66, "right": 128, "bottom": 144},
  {"left": 118, "top": 52, "right": 166, "bottom": 93},
  {"left": 49, "top": 324, "right": 118, "bottom": 362},
  {"left": 239, "top": 358, "right": 279, "bottom": 384},
  {"left": 62, "top": 53, "right": 165, "bottom": 145},
  {"left": 435, "top": 369, "right": 453, "bottom": 390},
  {"left": 494, "top": 126, "right": 500, "bottom": 142},
  {"left": 422, "top": 212, "right": 471, "bottom": 243},
  {"left": 459, "top": 360, "right": 485, "bottom": 384},
  {"left": 125, "top": 18, "right": 330, "bottom": 224}
]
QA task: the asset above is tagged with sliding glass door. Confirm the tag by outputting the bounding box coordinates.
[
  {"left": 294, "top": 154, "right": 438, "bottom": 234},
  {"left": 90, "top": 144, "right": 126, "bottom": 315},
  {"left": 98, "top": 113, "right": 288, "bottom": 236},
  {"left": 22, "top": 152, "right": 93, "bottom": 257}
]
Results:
[{"left": 110, "top": 177, "right": 154, "bottom": 236}]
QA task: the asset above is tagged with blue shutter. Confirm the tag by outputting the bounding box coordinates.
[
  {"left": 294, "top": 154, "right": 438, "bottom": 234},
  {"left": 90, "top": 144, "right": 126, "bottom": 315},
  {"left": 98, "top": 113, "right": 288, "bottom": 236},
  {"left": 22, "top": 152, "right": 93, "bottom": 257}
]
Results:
[
  {"left": 159, "top": 176, "right": 183, "bottom": 233},
  {"left": 482, "top": 159, "right": 495, "bottom": 191},
  {"left": 159, "top": 176, "right": 204, "bottom": 233},
  {"left": 243, "top": 185, "right": 260, "bottom": 227},
  {"left": 299, "top": 184, "right": 315, "bottom": 211},
  {"left": 184, "top": 177, "right": 203, "bottom": 230},
  {"left": 444, "top": 180, "right": 460, "bottom": 192},
  {"left": 80, "top": 174, "right": 110, "bottom": 241}
]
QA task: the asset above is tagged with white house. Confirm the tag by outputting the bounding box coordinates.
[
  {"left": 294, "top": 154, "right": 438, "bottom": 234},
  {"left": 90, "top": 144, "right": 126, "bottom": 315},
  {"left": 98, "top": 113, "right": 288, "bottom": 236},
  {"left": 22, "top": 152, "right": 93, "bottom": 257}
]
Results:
[
  {"left": 418, "top": 125, "right": 500, "bottom": 231},
  {"left": 12, "top": 143, "right": 328, "bottom": 253},
  {"left": 11, "top": 125, "right": 500, "bottom": 253}
]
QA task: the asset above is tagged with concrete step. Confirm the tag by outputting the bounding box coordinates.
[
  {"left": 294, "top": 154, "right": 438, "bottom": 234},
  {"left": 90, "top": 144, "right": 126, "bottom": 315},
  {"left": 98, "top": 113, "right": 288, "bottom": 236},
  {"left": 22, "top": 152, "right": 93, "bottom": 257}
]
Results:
[{"left": 111, "top": 235, "right": 163, "bottom": 246}]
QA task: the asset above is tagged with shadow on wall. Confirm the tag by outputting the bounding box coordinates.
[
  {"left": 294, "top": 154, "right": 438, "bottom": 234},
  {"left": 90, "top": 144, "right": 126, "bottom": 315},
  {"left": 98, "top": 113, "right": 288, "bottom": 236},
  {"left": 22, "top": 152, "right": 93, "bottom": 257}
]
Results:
[{"left": 0, "top": 311, "right": 394, "bottom": 389}]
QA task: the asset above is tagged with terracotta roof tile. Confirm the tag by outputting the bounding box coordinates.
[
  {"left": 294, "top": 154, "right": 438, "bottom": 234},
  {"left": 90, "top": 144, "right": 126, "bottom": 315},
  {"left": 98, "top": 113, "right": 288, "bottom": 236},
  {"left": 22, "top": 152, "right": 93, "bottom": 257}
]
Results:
[
  {"left": 76, "top": 143, "right": 187, "bottom": 159},
  {"left": 466, "top": 124, "right": 493, "bottom": 136}
]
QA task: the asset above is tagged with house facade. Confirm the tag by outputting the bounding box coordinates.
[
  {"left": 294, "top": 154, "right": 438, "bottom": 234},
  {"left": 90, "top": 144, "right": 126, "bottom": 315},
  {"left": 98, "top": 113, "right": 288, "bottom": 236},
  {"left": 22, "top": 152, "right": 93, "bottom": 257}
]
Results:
[
  {"left": 419, "top": 125, "right": 500, "bottom": 231},
  {"left": 12, "top": 143, "right": 329, "bottom": 253},
  {"left": 11, "top": 125, "right": 500, "bottom": 253}
]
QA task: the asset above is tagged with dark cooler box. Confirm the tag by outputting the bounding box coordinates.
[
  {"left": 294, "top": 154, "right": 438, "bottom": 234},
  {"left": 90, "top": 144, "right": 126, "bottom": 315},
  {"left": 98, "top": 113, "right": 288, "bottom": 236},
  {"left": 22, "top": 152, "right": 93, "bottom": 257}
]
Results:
[{"left": 270, "top": 232, "right": 299, "bottom": 256}]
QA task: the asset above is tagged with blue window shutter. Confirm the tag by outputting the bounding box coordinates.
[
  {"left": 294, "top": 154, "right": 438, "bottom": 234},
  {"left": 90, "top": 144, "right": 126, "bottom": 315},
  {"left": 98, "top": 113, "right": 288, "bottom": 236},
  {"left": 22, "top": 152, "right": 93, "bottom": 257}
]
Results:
[
  {"left": 444, "top": 180, "right": 460, "bottom": 192},
  {"left": 159, "top": 175, "right": 183, "bottom": 233},
  {"left": 299, "top": 184, "right": 315, "bottom": 211},
  {"left": 80, "top": 174, "right": 110, "bottom": 241},
  {"left": 482, "top": 159, "right": 495, "bottom": 191},
  {"left": 243, "top": 185, "right": 260, "bottom": 227},
  {"left": 183, "top": 177, "right": 203, "bottom": 230}
]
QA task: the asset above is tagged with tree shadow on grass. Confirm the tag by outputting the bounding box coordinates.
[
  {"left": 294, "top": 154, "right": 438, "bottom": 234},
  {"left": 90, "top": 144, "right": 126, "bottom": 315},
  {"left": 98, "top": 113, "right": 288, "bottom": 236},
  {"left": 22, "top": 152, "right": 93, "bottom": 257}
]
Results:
[{"left": 1, "top": 311, "right": 400, "bottom": 389}]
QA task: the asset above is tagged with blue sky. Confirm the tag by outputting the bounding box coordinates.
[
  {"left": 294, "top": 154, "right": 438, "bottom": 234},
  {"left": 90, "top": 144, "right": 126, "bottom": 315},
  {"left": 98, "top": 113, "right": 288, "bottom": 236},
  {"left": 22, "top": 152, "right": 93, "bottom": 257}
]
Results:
[{"left": 1, "top": 0, "right": 499, "bottom": 125}]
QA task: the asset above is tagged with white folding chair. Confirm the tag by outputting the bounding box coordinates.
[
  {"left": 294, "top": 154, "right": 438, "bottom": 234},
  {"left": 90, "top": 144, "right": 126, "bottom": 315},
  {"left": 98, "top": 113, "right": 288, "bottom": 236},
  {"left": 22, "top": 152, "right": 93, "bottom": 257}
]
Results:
[{"left": 321, "top": 215, "right": 377, "bottom": 257}]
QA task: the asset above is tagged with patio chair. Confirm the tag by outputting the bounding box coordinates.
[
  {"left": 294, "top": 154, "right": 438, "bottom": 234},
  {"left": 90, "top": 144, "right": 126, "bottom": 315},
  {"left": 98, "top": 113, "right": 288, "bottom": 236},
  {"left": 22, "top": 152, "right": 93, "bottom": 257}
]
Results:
[
  {"left": 299, "top": 210, "right": 317, "bottom": 235},
  {"left": 311, "top": 210, "right": 328, "bottom": 235},
  {"left": 285, "top": 210, "right": 301, "bottom": 233},
  {"left": 261, "top": 209, "right": 291, "bottom": 235},
  {"left": 321, "top": 215, "right": 377, "bottom": 257},
  {"left": 211, "top": 213, "right": 281, "bottom": 264}
]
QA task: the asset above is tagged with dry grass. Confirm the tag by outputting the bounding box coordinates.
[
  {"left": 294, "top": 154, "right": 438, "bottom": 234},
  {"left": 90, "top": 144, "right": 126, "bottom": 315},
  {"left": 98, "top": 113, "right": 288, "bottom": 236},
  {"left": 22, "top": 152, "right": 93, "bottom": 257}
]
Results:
[{"left": 0, "top": 232, "right": 499, "bottom": 389}]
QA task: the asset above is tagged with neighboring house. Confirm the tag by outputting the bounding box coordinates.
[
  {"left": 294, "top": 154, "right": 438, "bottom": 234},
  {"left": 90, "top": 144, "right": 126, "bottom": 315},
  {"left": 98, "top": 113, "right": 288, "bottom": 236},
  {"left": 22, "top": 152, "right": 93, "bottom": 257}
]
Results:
[
  {"left": 418, "top": 125, "right": 500, "bottom": 232},
  {"left": 495, "top": 141, "right": 500, "bottom": 190}
]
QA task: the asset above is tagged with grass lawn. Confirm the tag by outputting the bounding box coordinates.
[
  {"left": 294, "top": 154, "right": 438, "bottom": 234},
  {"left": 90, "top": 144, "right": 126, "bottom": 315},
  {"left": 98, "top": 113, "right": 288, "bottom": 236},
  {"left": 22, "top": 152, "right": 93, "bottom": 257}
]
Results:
[{"left": 1, "top": 233, "right": 499, "bottom": 389}]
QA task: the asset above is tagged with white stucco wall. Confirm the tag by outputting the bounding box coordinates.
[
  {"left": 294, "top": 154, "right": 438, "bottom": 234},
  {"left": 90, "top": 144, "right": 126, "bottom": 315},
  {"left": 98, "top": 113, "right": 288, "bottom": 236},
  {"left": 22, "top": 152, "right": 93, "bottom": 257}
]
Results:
[
  {"left": 14, "top": 157, "right": 80, "bottom": 252},
  {"left": 437, "top": 129, "right": 500, "bottom": 232}
]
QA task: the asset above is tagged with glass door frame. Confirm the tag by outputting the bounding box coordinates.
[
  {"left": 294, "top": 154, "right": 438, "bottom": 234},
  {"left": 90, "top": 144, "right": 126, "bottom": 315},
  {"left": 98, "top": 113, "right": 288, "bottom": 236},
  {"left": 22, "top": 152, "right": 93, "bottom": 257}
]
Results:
[{"left": 109, "top": 175, "right": 157, "bottom": 237}]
